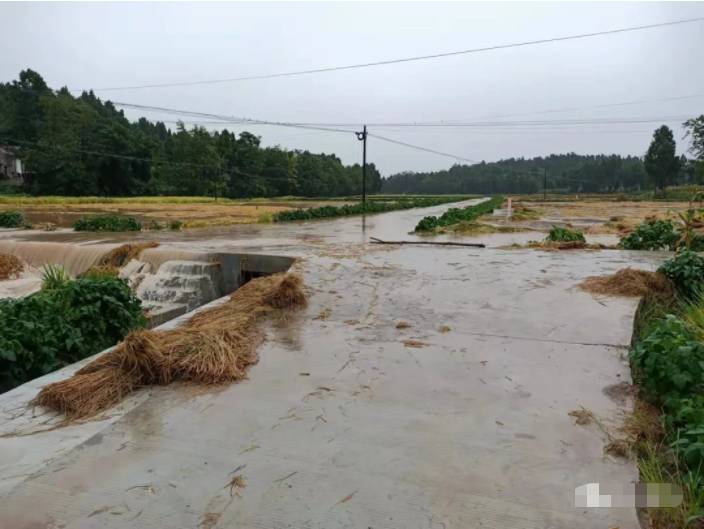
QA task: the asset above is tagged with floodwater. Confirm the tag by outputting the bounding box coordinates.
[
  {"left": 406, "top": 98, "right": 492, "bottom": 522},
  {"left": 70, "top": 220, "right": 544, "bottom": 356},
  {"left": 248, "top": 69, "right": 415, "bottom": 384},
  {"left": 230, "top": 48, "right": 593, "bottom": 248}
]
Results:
[{"left": 0, "top": 198, "right": 661, "bottom": 529}]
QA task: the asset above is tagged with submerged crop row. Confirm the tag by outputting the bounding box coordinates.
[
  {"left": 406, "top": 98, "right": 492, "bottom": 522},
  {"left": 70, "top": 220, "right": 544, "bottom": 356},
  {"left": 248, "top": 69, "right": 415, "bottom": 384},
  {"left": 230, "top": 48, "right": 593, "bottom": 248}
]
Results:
[
  {"left": 272, "top": 196, "right": 474, "bottom": 222},
  {"left": 414, "top": 196, "right": 504, "bottom": 232}
]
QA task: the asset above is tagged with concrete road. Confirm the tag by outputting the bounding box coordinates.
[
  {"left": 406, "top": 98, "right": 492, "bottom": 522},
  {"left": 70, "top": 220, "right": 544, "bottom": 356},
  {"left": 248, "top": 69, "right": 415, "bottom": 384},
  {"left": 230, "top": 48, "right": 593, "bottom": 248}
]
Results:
[{"left": 0, "top": 200, "right": 663, "bottom": 528}]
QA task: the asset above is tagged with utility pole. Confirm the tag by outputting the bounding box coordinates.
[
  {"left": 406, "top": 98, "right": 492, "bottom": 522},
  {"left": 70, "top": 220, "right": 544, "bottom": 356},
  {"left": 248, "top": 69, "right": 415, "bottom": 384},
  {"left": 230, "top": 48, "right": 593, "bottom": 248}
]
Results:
[
  {"left": 356, "top": 125, "right": 367, "bottom": 203},
  {"left": 543, "top": 167, "right": 547, "bottom": 201}
]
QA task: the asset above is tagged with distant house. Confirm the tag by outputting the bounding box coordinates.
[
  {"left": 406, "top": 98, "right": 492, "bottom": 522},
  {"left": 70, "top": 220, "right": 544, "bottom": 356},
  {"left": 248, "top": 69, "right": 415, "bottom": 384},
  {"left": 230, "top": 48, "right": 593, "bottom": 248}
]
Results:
[{"left": 0, "top": 145, "right": 25, "bottom": 186}]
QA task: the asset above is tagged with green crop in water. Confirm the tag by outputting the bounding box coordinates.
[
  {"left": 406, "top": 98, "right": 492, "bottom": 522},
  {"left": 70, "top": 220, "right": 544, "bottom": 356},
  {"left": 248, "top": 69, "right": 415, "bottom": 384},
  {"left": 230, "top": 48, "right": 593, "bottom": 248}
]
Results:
[
  {"left": 545, "top": 226, "right": 586, "bottom": 243},
  {"left": 414, "top": 196, "right": 504, "bottom": 232},
  {"left": 74, "top": 214, "right": 142, "bottom": 232}
]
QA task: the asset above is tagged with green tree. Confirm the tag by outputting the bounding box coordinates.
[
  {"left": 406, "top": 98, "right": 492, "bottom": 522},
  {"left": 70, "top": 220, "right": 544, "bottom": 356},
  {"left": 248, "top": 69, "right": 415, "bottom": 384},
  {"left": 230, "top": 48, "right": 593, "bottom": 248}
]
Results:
[
  {"left": 644, "top": 125, "right": 680, "bottom": 196},
  {"left": 685, "top": 115, "right": 704, "bottom": 182}
]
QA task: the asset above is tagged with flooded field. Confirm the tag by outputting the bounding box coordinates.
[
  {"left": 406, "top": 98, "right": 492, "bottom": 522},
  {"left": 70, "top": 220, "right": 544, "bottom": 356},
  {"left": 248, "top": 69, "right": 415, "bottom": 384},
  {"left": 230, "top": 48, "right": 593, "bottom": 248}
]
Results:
[
  {"left": 0, "top": 197, "right": 353, "bottom": 228},
  {"left": 0, "top": 197, "right": 671, "bottom": 529}
]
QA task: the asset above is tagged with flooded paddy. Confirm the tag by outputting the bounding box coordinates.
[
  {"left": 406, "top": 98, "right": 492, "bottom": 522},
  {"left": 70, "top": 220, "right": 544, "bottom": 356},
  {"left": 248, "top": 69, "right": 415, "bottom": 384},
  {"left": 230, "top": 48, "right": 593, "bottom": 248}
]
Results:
[{"left": 0, "top": 198, "right": 664, "bottom": 528}]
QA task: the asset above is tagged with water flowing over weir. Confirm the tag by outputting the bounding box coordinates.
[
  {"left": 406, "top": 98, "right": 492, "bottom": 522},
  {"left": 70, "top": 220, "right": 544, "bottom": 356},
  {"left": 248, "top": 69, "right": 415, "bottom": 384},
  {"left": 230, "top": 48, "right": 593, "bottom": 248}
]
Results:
[
  {"left": 0, "top": 241, "right": 119, "bottom": 277},
  {"left": 0, "top": 241, "right": 295, "bottom": 326}
]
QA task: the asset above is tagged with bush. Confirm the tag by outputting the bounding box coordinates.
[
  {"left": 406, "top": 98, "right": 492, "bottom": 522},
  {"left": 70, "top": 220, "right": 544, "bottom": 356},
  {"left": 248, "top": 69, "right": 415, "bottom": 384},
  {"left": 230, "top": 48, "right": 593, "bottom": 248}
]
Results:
[
  {"left": 545, "top": 226, "right": 586, "bottom": 243},
  {"left": 630, "top": 315, "right": 704, "bottom": 401},
  {"left": 169, "top": 220, "right": 183, "bottom": 231},
  {"left": 413, "top": 196, "right": 503, "bottom": 232},
  {"left": 0, "top": 277, "right": 145, "bottom": 391},
  {"left": 0, "top": 210, "right": 25, "bottom": 228},
  {"left": 658, "top": 250, "right": 704, "bottom": 298},
  {"left": 619, "top": 219, "right": 679, "bottom": 250},
  {"left": 74, "top": 214, "right": 142, "bottom": 232}
]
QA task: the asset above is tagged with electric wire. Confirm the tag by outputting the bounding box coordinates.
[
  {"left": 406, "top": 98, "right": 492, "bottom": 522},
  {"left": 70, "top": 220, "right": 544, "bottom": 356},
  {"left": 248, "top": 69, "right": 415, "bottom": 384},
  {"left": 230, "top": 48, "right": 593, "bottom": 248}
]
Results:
[{"left": 83, "top": 17, "right": 704, "bottom": 92}]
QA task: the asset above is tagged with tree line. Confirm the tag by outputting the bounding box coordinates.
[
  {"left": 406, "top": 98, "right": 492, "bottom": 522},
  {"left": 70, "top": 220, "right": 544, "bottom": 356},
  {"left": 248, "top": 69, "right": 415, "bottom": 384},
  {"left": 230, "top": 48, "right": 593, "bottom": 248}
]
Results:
[
  {"left": 382, "top": 123, "right": 704, "bottom": 196},
  {"left": 0, "top": 69, "right": 382, "bottom": 197},
  {"left": 1, "top": 69, "right": 702, "bottom": 198}
]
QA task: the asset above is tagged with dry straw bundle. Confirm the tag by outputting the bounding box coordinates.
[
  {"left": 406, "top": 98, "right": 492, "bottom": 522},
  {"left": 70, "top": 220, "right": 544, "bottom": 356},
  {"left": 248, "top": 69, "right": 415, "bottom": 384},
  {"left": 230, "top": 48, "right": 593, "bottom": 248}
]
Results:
[
  {"left": 579, "top": 268, "right": 674, "bottom": 298},
  {"left": 0, "top": 253, "right": 24, "bottom": 280},
  {"left": 99, "top": 242, "right": 160, "bottom": 268},
  {"left": 33, "top": 273, "right": 306, "bottom": 420}
]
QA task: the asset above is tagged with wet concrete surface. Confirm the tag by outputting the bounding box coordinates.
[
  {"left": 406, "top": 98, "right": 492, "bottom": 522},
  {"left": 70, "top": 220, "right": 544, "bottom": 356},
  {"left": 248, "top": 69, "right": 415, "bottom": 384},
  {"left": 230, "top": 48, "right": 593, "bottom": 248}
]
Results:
[{"left": 0, "top": 199, "right": 666, "bottom": 528}]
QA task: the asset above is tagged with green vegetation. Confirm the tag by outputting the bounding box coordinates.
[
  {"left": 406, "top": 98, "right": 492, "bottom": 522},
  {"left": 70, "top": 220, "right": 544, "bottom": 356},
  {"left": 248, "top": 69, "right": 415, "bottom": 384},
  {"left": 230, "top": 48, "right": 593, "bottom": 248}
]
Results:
[
  {"left": 0, "top": 276, "right": 145, "bottom": 392},
  {"left": 414, "top": 196, "right": 503, "bottom": 232},
  {"left": 73, "top": 214, "right": 142, "bottom": 232},
  {"left": 0, "top": 69, "right": 381, "bottom": 198},
  {"left": 40, "top": 264, "right": 70, "bottom": 291},
  {"left": 645, "top": 126, "right": 682, "bottom": 196},
  {"left": 0, "top": 209, "right": 24, "bottom": 228},
  {"left": 627, "top": 250, "right": 704, "bottom": 527},
  {"left": 658, "top": 251, "right": 704, "bottom": 299},
  {"left": 545, "top": 225, "right": 586, "bottom": 243},
  {"left": 384, "top": 117, "right": 703, "bottom": 196},
  {"left": 620, "top": 211, "right": 704, "bottom": 252},
  {"left": 620, "top": 219, "right": 680, "bottom": 251},
  {"left": 274, "top": 196, "right": 468, "bottom": 222}
]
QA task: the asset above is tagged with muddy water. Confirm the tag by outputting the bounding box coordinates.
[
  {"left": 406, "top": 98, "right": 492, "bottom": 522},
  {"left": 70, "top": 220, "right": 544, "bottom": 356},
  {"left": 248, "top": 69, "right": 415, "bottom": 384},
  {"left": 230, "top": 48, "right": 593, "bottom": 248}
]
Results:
[
  {"left": 0, "top": 240, "right": 119, "bottom": 276},
  {"left": 0, "top": 197, "right": 653, "bottom": 529},
  {"left": 0, "top": 198, "right": 619, "bottom": 251}
]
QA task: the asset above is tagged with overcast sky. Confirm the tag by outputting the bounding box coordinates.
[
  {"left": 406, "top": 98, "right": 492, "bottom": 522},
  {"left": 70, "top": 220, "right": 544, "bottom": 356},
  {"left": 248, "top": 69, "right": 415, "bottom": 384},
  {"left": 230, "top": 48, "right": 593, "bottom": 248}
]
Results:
[{"left": 1, "top": 1, "right": 703, "bottom": 175}]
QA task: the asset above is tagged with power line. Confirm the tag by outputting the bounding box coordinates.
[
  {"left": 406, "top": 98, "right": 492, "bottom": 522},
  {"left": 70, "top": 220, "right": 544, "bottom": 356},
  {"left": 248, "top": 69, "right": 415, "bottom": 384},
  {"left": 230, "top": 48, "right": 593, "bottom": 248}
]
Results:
[
  {"left": 368, "top": 133, "right": 475, "bottom": 163},
  {"left": 84, "top": 17, "right": 704, "bottom": 92},
  {"left": 113, "top": 101, "right": 691, "bottom": 129},
  {"left": 113, "top": 101, "right": 357, "bottom": 135}
]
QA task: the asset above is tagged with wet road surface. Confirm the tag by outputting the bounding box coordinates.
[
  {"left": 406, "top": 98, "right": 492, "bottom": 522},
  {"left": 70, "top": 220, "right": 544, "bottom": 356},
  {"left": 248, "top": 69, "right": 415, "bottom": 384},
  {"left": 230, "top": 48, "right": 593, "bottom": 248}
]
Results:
[{"left": 0, "top": 199, "right": 659, "bottom": 528}]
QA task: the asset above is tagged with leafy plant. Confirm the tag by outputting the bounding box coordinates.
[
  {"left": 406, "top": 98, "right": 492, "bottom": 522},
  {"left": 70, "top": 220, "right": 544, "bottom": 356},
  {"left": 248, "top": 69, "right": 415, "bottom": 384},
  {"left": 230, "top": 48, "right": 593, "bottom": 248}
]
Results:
[
  {"left": 545, "top": 225, "right": 585, "bottom": 243},
  {"left": 630, "top": 315, "right": 704, "bottom": 401},
  {"left": 0, "top": 210, "right": 25, "bottom": 228},
  {"left": 0, "top": 277, "right": 145, "bottom": 392},
  {"left": 620, "top": 219, "right": 679, "bottom": 250},
  {"left": 169, "top": 220, "right": 183, "bottom": 231},
  {"left": 41, "top": 263, "right": 70, "bottom": 291},
  {"left": 413, "top": 196, "right": 503, "bottom": 232},
  {"left": 74, "top": 215, "right": 142, "bottom": 232},
  {"left": 659, "top": 251, "right": 704, "bottom": 299}
]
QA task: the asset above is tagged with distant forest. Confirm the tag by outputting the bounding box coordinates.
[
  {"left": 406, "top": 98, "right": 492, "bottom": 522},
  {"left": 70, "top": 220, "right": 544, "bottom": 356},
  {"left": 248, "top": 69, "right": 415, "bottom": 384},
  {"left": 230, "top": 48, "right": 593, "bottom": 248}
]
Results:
[
  {"left": 1, "top": 69, "right": 702, "bottom": 198},
  {"left": 382, "top": 152, "right": 698, "bottom": 195},
  {"left": 0, "top": 69, "right": 382, "bottom": 197}
]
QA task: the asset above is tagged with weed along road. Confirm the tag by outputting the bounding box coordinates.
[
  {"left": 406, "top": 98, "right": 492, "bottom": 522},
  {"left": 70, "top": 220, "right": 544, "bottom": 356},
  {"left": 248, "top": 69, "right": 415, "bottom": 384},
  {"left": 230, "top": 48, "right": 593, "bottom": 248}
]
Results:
[{"left": 0, "top": 200, "right": 665, "bottom": 529}]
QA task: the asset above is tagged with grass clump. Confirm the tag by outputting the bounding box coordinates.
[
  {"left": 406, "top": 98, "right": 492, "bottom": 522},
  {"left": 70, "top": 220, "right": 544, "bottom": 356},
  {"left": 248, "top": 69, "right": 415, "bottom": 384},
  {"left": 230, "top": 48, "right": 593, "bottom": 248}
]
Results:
[
  {"left": 0, "top": 253, "right": 24, "bottom": 280},
  {"left": 74, "top": 214, "right": 142, "bottom": 232},
  {"left": 545, "top": 225, "right": 585, "bottom": 243},
  {"left": 0, "top": 210, "right": 25, "bottom": 228},
  {"left": 40, "top": 263, "right": 70, "bottom": 291},
  {"left": 0, "top": 277, "right": 145, "bottom": 392},
  {"left": 414, "top": 196, "right": 503, "bottom": 232},
  {"left": 33, "top": 273, "right": 306, "bottom": 420}
]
